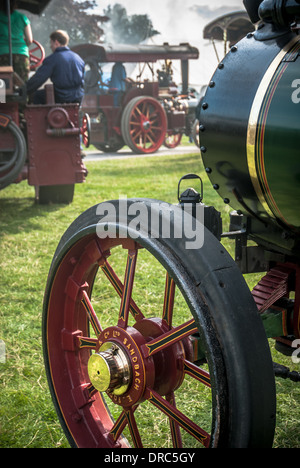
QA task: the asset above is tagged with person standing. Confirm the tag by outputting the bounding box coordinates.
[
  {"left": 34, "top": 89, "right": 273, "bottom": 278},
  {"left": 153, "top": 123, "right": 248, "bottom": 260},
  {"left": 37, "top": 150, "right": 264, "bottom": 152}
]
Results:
[
  {"left": 26, "top": 30, "right": 85, "bottom": 104},
  {"left": 0, "top": 0, "right": 33, "bottom": 82},
  {"left": 110, "top": 62, "right": 126, "bottom": 106}
]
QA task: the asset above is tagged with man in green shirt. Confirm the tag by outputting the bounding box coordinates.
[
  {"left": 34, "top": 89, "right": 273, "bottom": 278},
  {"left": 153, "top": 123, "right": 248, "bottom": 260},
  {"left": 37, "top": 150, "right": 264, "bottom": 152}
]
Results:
[{"left": 0, "top": 0, "right": 33, "bottom": 82}]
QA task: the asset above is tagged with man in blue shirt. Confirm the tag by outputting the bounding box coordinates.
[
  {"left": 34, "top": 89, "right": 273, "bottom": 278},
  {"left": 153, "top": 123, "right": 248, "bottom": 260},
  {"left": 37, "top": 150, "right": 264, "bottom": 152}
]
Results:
[{"left": 26, "top": 30, "right": 85, "bottom": 104}]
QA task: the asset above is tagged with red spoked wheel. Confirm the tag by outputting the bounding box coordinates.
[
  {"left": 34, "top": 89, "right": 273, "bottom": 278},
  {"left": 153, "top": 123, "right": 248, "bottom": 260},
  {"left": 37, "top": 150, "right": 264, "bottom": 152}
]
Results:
[
  {"left": 80, "top": 113, "right": 91, "bottom": 148},
  {"left": 192, "top": 119, "right": 200, "bottom": 148},
  {"left": 121, "top": 96, "right": 167, "bottom": 154},
  {"left": 43, "top": 199, "right": 276, "bottom": 448},
  {"left": 164, "top": 131, "right": 182, "bottom": 149},
  {"left": 29, "top": 40, "right": 45, "bottom": 70}
]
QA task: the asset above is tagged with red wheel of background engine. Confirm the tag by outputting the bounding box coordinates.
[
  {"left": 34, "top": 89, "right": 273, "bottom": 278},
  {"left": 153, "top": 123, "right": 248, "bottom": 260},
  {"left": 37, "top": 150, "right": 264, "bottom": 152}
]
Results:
[
  {"left": 42, "top": 200, "right": 276, "bottom": 448},
  {"left": 29, "top": 40, "right": 45, "bottom": 70},
  {"left": 121, "top": 96, "right": 167, "bottom": 154},
  {"left": 164, "top": 131, "right": 182, "bottom": 149},
  {"left": 192, "top": 119, "right": 200, "bottom": 148},
  {"left": 81, "top": 113, "right": 91, "bottom": 148}
]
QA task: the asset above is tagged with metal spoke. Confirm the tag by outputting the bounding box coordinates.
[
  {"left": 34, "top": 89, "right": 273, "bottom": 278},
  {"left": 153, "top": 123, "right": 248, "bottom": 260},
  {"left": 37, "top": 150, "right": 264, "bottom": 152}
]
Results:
[
  {"left": 162, "top": 273, "right": 176, "bottom": 327},
  {"left": 146, "top": 388, "right": 210, "bottom": 447},
  {"left": 109, "top": 410, "right": 128, "bottom": 443},
  {"left": 77, "top": 336, "right": 98, "bottom": 350},
  {"left": 183, "top": 360, "right": 211, "bottom": 388},
  {"left": 141, "top": 318, "right": 197, "bottom": 358},
  {"left": 118, "top": 249, "right": 138, "bottom": 328},
  {"left": 81, "top": 289, "right": 102, "bottom": 338},
  {"left": 124, "top": 407, "right": 143, "bottom": 448},
  {"left": 166, "top": 392, "right": 183, "bottom": 448},
  {"left": 99, "top": 257, "right": 144, "bottom": 322},
  {"left": 109, "top": 406, "right": 139, "bottom": 445}
]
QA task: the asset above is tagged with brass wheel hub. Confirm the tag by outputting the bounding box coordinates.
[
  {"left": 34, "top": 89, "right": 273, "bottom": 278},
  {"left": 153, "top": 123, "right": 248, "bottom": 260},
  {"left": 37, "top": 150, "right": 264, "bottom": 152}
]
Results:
[{"left": 88, "top": 342, "right": 131, "bottom": 395}]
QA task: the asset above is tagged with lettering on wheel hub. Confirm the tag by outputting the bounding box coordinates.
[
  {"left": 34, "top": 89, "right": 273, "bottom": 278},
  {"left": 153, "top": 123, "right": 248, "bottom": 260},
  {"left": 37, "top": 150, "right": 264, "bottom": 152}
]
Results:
[{"left": 88, "top": 326, "right": 152, "bottom": 407}]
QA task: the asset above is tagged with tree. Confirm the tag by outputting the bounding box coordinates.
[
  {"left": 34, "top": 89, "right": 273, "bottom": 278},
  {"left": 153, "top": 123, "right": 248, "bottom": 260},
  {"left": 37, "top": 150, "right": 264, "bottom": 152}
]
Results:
[
  {"left": 27, "top": 0, "right": 108, "bottom": 53},
  {"left": 102, "top": 4, "right": 160, "bottom": 44},
  {"left": 27, "top": 1, "right": 160, "bottom": 54}
]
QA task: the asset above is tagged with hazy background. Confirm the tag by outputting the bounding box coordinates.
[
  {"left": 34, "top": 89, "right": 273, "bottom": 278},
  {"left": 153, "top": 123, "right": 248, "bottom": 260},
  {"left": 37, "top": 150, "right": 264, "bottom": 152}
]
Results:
[
  {"left": 93, "top": 0, "right": 247, "bottom": 87},
  {"left": 28, "top": 0, "right": 250, "bottom": 91}
]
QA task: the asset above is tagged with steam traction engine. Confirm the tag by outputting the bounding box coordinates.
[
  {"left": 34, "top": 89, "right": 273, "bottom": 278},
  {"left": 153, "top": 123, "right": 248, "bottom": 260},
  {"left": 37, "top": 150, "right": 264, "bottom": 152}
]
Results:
[
  {"left": 72, "top": 43, "right": 199, "bottom": 154},
  {"left": 43, "top": 0, "right": 300, "bottom": 448},
  {"left": 0, "top": 0, "right": 88, "bottom": 204},
  {"left": 199, "top": 0, "right": 300, "bottom": 349}
]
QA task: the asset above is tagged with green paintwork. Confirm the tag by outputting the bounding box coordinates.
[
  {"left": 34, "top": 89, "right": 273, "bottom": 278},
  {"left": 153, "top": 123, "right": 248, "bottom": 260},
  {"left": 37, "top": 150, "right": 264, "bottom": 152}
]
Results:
[{"left": 259, "top": 52, "right": 300, "bottom": 229}]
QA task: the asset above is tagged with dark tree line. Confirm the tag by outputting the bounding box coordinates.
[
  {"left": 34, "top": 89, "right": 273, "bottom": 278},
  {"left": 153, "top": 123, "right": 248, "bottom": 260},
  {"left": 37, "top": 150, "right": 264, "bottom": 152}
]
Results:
[
  {"left": 26, "top": 1, "right": 159, "bottom": 53},
  {"left": 102, "top": 4, "right": 160, "bottom": 44}
]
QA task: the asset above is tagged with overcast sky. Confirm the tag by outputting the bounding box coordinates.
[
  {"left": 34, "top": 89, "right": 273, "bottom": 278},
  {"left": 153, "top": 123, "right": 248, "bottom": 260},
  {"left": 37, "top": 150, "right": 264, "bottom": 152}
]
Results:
[{"left": 93, "top": 0, "right": 248, "bottom": 87}]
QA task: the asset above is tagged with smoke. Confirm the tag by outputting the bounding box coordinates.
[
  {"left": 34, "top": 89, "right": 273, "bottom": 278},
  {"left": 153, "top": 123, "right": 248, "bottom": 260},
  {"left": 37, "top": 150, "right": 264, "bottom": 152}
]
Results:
[
  {"left": 95, "top": 0, "right": 246, "bottom": 87},
  {"left": 155, "top": 0, "right": 246, "bottom": 86}
]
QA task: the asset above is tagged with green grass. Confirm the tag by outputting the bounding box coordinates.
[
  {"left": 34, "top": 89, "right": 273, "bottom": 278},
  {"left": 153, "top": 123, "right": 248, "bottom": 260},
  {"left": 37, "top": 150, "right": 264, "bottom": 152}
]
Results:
[{"left": 0, "top": 150, "right": 299, "bottom": 448}]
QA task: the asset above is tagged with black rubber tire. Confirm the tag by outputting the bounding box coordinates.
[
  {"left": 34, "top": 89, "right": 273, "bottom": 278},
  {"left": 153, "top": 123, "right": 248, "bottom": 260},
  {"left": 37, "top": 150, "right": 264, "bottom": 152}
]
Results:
[
  {"left": 0, "top": 119, "right": 27, "bottom": 190},
  {"left": 43, "top": 199, "right": 276, "bottom": 448},
  {"left": 94, "top": 140, "right": 124, "bottom": 153}
]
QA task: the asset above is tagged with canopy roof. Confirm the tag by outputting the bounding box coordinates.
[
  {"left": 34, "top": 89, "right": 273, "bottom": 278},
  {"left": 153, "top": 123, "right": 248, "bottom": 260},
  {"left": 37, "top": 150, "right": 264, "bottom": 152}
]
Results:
[
  {"left": 72, "top": 43, "right": 199, "bottom": 64},
  {"left": 17, "top": 0, "right": 51, "bottom": 14},
  {"left": 203, "top": 10, "right": 254, "bottom": 43}
]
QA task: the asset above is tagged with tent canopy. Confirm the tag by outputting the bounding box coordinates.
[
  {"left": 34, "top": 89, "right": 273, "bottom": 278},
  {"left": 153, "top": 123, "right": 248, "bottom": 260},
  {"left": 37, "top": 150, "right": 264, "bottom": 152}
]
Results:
[{"left": 203, "top": 10, "right": 254, "bottom": 44}]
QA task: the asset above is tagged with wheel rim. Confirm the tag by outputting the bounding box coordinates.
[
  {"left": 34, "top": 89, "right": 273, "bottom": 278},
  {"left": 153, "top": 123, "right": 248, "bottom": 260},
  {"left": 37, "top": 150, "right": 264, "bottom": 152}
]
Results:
[
  {"left": 121, "top": 97, "right": 167, "bottom": 154},
  {"left": 44, "top": 238, "right": 219, "bottom": 447},
  {"left": 192, "top": 119, "right": 200, "bottom": 148},
  {"left": 45, "top": 236, "right": 213, "bottom": 447},
  {"left": 81, "top": 113, "right": 91, "bottom": 148},
  {"left": 29, "top": 40, "right": 45, "bottom": 71},
  {"left": 43, "top": 201, "right": 276, "bottom": 448}
]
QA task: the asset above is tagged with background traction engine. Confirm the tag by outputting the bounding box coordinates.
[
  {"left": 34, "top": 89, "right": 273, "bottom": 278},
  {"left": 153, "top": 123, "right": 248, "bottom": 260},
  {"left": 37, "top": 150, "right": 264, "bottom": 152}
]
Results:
[
  {"left": 73, "top": 43, "right": 199, "bottom": 154},
  {"left": 0, "top": 41, "right": 88, "bottom": 204}
]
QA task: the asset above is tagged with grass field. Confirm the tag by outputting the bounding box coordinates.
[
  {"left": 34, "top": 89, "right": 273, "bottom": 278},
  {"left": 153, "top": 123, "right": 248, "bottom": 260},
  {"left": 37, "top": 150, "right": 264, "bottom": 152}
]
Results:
[{"left": 0, "top": 148, "right": 299, "bottom": 448}]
